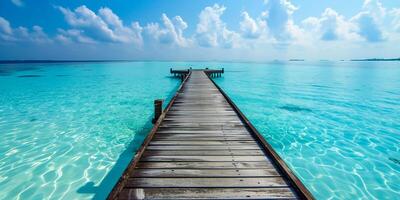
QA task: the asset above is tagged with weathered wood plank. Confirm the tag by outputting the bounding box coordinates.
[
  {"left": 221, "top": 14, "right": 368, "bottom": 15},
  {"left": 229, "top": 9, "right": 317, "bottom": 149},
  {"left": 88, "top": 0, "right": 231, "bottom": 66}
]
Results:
[
  {"left": 157, "top": 129, "right": 248, "bottom": 133},
  {"left": 159, "top": 124, "right": 245, "bottom": 128},
  {"left": 154, "top": 133, "right": 250, "bottom": 137},
  {"left": 118, "top": 188, "right": 297, "bottom": 200},
  {"left": 149, "top": 141, "right": 256, "bottom": 146},
  {"left": 143, "top": 150, "right": 264, "bottom": 156},
  {"left": 126, "top": 177, "right": 288, "bottom": 188},
  {"left": 132, "top": 169, "right": 280, "bottom": 177},
  {"left": 136, "top": 161, "right": 273, "bottom": 169},
  {"left": 146, "top": 145, "right": 261, "bottom": 150},
  {"left": 152, "top": 136, "right": 254, "bottom": 141},
  {"left": 140, "top": 155, "right": 267, "bottom": 162}
]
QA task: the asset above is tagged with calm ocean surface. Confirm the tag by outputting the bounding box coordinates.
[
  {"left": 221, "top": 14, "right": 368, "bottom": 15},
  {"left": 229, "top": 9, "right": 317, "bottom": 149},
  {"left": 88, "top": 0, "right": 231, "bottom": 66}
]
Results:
[{"left": 0, "top": 61, "right": 399, "bottom": 199}]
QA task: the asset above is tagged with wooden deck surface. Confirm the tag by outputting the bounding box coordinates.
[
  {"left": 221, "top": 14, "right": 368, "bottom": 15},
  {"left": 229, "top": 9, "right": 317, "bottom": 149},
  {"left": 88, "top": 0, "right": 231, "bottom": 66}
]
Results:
[{"left": 108, "top": 70, "right": 313, "bottom": 200}]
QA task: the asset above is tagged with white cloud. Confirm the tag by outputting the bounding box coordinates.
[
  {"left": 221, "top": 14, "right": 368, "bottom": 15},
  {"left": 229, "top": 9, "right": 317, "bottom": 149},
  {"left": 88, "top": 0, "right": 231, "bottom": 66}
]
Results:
[
  {"left": 263, "top": 0, "right": 298, "bottom": 41},
  {"left": 362, "top": 0, "right": 386, "bottom": 19},
  {"left": 350, "top": 0, "right": 386, "bottom": 42},
  {"left": 300, "top": 0, "right": 390, "bottom": 43},
  {"left": 195, "top": 4, "right": 239, "bottom": 48},
  {"left": 145, "top": 13, "right": 188, "bottom": 47},
  {"left": 352, "top": 11, "right": 384, "bottom": 42},
  {"left": 301, "top": 8, "right": 360, "bottom": 41},
  {"left": 56, "top": 29, "right": 96, "bottom": 44},
  {"left": 11, "top": 0, "right": 23, "bottom": 7},
  {"left": 30, "top": 26, "right": 52, "bottom": 43},
  {"left": 0, "top": 16, "right": 51, "bottom": 43},
  {"left": 0, "top": 17, "right": 13, "bottom": 35},
  {"left": 57, "top": 5, "right": 143, "bottom": 44},
  {"left": 390, "top": 8, "right": 400, "bottom": 32},
  {"left": 239, "top": 12, "right": 266, "bottom": 39}
]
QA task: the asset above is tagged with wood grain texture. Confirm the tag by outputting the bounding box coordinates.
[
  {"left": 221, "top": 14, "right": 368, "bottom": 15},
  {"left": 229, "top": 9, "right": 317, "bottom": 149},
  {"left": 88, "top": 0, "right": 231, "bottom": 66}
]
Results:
[
  {"left": 126, "top": 177, "right": 289, "bottom": 188},
  {"left": 118, "top": 188, "right": 297, "bottom": 200}
]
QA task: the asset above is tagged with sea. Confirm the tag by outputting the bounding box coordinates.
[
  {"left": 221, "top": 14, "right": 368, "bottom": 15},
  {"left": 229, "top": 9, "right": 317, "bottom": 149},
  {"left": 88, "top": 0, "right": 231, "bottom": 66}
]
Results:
[{"left": 0, "top": 61, "right": 399, "bottom": 199}]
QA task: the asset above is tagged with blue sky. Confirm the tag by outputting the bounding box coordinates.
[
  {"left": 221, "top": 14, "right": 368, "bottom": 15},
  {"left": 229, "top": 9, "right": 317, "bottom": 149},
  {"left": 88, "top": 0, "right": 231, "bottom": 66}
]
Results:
[{"left": 0, "top": 0, "right": 400, "bottom": 60}]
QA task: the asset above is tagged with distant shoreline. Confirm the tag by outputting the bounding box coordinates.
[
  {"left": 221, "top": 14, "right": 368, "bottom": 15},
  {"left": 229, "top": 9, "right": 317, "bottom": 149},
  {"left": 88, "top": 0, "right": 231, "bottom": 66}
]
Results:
[
  {"left": 351, "top": 58, "right": 400, "bottom": 61},
  {"left": 0, "top": 58, "right": 399, "bottom": 64},
  {"left": 0, "top": 60, "right": 134, "bottom": 64}
]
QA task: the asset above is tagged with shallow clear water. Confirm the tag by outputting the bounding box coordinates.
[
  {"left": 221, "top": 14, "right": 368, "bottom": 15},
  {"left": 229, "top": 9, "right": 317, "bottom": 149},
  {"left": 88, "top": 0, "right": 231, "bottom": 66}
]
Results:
[
  {"left": 0, "top": 61, "right": 399, "bottom": 199},
  {"left": 0, "top": 62, "right": 179, "bottom": 199},
  {"left": 214, "top": 61, "right": 400, "bottom": 199}
]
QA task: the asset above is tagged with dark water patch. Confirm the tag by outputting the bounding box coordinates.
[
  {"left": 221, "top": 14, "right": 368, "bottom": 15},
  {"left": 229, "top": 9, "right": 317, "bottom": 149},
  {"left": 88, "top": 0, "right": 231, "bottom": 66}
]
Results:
[
  {"left": 119, "top": 100, "right": 132, "bottom": 105},
  {"left": 30, "top": 118, "right": 38, "bottom": 122},
  {"left": 0, "top": 65, "right": 41, "bottom": 75},
  {"left": 389, "top": 157, "right": 400, "bottom": 165},
  {"left": 311, "top": 84, "right": 330, "bottom": 89},
  {"left": 17, "top": 75, "right": 43, "bottom": 78},
  {"left": 0, "top": 72, "right": 11, "bottom": 76},
  {"left": 278, "top": 104, "right": 312, "bottom": 112},
  {"left": 385, "top": 91, "right": 400, "bottom": 96}
]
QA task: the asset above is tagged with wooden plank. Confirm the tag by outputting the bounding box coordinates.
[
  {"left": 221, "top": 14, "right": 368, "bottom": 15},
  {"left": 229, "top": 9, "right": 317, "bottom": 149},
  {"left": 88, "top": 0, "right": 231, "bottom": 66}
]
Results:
[
  {"left": 146, "top": 145, "right": 261, "bottom": 150},
  {"left": 140, "top": 155, "right": 267, "bottom": 162},
  {"left": 149, "top": 141, "right": 256, "bottom": 146},
  {"left": 143, "top": 150, "right": 264, "bottom": 156},
  {"left": 153, "top": 136, "right": 254, "bottom": 141},
  {"left": 132, "top": 169, "right": 280, "bottom": 177},
  {"left": 154, "top": 134, "right": 250, "bottom": 138},
  {"left": 125, "top": 177, "right": 289, "bottom": 188},
  {"left": 157, "top": 129, "right": 248, "bottom": 134},
  {"left": 118, "top": 188, "right": 297, "bottom": 200},
  {"left": 164, "top": 117, "right": 240, "bottom": 121},
  {"left": 160, "top": 124, "right": 245, "bottom": 128},
  {"left": 162, "top": 120, "right": 242, "bottom": 124},
  {"left": 136, "top": 162, "right": 273, "bottom": 169}
]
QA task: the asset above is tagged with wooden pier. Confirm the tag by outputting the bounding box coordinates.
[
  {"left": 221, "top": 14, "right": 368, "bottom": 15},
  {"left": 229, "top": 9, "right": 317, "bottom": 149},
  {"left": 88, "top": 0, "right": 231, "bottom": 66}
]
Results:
[{"left": 108, "top": 69, "right": 314, "bottom": 200}]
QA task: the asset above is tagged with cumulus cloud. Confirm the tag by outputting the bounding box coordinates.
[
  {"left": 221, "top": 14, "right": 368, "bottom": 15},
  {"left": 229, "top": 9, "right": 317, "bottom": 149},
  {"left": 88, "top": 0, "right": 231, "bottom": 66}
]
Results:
[
  {"left": 195, "top": 4, "right": 239, "bottom": 48},
  {"left": 263, "top": 0, "right": 298, "bottom": 41},
  {"left": 57, "top": 5, "right": 143, "bottom": 44},
  {"left": 362, "top": 0, "right": 386, "bottom": 19},
  {"left": 0, "top": 16, "right": 51, "bottom": 43},
  {"left": 352, "top": 12, "right": 384, "bottom": 42},
  {"left": 239, "top": 12, "right": 266, "bottom": 39},
  {"left": 390, "top": 8, "right": 400, "bottom": 32},
  {"left": 0, "top": 17, "right": 12, "bottom": 35},
  {"left": 55, "top": 29, "right": 96, "bottom": 44},
  {"left": 350, "top": 0, "right": 385, "bottom": 42},
  {"left": 11, "top": 0, "right": 23, "bottom": 7},
  {"left": 302, "top": 8, "right": 359, "bottom": 41},
  {"left": 300, "top": 0, "right": 390, "bottom": 43},
  {"left": 145, "top": 13, "right": 188, "bottom": 47}
]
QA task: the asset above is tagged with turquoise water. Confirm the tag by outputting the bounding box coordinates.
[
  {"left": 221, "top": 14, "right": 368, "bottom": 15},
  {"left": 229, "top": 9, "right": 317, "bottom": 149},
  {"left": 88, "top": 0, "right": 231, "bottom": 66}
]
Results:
[
  {"left": 214, "top": 61, "right": 400, "bottom": 199},
  {"left": 0, "top": 62, "right": 179, "bottom": 199},
  {"left": 0, "top": 61, "right": 399, "bottom": 199}
]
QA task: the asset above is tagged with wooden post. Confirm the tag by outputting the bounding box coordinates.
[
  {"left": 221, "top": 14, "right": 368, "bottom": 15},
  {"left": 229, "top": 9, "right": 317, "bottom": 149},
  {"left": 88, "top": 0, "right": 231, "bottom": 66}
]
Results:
[{"left": 152, "top": 99, "right": 163, "bottom": 124}]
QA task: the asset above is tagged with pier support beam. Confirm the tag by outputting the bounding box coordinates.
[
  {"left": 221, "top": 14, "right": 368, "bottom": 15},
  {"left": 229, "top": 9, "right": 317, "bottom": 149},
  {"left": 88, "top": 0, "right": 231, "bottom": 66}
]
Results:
[{"left": 152, "top": 99, "right": 163, "bottom": 123}]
